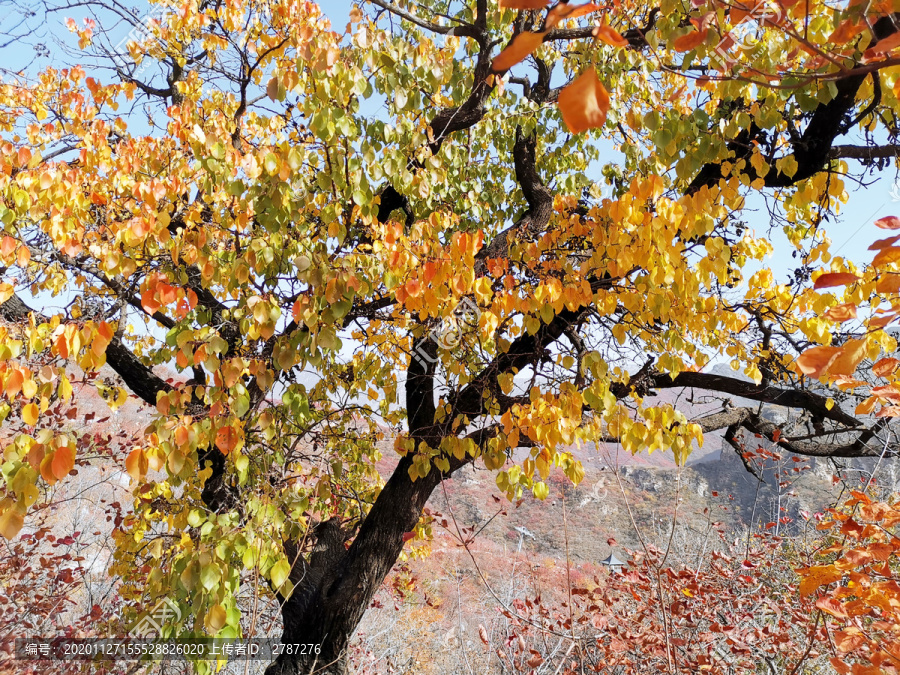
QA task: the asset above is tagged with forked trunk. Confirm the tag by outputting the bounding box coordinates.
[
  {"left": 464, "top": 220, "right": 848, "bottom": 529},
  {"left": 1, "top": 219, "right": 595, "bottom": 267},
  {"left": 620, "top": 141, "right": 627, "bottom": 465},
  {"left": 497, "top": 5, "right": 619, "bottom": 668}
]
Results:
[{"left": 263, "top": 452, "right": 444, "bottom": 675}]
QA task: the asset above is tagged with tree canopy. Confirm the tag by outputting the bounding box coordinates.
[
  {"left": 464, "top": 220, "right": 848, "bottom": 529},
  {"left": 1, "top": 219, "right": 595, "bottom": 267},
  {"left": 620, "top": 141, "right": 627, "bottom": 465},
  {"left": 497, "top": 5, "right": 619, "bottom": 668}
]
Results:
[{"left": 1, "top": 0, "right": 900, "bottom": 672}]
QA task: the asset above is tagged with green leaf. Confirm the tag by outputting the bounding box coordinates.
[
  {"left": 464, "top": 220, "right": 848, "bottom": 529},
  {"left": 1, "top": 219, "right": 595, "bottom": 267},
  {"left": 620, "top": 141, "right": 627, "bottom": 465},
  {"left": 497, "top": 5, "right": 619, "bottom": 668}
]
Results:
[
  {"left": 270, "top": 557, "right": 291, "bottom": 590},
  {"left": 200, "top": 563, "right": 221, "bottom": 591}
]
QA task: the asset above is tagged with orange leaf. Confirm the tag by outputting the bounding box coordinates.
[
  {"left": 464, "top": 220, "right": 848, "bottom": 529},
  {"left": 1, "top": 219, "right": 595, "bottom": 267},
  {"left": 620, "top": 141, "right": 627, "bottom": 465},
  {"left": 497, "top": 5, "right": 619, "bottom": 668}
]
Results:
[
  {"left": 872, "top": 385, "right": 900, "bottom": 402},
  {"left": 833, "top": 629, "right": 866, "bottom": 654},
  {"left": 795, "top": 345, "right": 841, "bottom": 378},
  {"left": 856, "top": 396, "right": 878, "bottom": 415},
  {"left": 0, "top": 236, "right": 16, "bottom": 259},
  {"left": 863, "top": 31, "right": 900, "bottom": 62},
  {"left": 828, "top": 338, "right": 867, "bottom": 377},
  {"left": 813, "top": 272, "right": 860, "bottom": 289},
  {"left": 827, "top": 19, "right": 865, "bottom": 45},
  {"left": 875, "top": 215, "right": 900, "bottom": 230},
  {"left": 822, "top": 303, "right": 857, "bottom": 323},
  {"left": 558, "top": 69, "right": 610, "bottom": 134},
  {"left": 873, "top": 246, "right": 900, "bottom": 267},
  {"left": 867, "top": 542, "right": 893, "bottom": 561},
  {"left": 593, "top": 23, "right": 629, "bottom": 48},
  {"left": 875, "top": 405, "right": 900, "bottom": 417},
  {"left": 546, "top": 2, "right": 601, "bottom": 29},
  {"left": 125, "top": 447, "right": 148, "bottom": 481},
  {"left": 815, "top": 597, "right": 848, "bottom": 619},
  {"left": 215, "top": 425, "right": 240, "bottom": 455},
  {"left": 405, "top": 278, "right": 422, "bottom": 298},
  {"left": 672, "top": 29, "right": 708, "bottom": 52},
  {"left": 491, "top": 32, "right": 545, "bottom": 72},
  {"left": 799, "top": 564, "right": 843, "bottom": 596},
  {"left": 873, "top": 357, "right": 899, "bottom": 378},
  {"left": 869, "top": 312, "right": 897, "bottom": 328},
  {"left": 5, "top": 368, "right": 23, "bottom": 398},
  {"left": 868, "top": 234, "right": 900, "bottom": 250},
  {"left": 499, "top": 0, "right": 549, "bottom": 7},
  {"left": 52, "top": 445, "right": 75, "bottom": 480}
]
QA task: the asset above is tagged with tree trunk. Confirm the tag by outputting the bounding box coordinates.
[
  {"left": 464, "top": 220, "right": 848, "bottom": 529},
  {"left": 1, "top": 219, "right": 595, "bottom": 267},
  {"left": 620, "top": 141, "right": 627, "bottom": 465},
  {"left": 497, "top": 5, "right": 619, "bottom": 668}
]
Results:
[{"left": 263, "top": 448, "right": 446, "bottom": 675}]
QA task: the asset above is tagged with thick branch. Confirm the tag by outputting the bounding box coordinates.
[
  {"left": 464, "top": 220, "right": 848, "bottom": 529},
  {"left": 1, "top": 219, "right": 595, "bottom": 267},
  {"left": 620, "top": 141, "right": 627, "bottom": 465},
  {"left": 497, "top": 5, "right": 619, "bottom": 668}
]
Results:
[
  {"left": 829, "top": 144, "right": 900, "bottom": 160},
  {"left": 0, "top": 291, "right": 171, "bottom": 407},
  {"left": 687, "top": 14, "right": 900, "bottom": 194},
  {"left": 367, "top": 0, "right": 481, "bottom": 38}
]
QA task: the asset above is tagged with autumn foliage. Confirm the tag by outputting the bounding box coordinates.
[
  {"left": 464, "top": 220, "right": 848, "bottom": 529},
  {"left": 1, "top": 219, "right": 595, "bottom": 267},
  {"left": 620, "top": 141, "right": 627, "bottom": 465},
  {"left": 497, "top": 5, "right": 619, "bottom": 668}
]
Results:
[{"left": 1, "top": 0, "right": 900, "bottom": 672}]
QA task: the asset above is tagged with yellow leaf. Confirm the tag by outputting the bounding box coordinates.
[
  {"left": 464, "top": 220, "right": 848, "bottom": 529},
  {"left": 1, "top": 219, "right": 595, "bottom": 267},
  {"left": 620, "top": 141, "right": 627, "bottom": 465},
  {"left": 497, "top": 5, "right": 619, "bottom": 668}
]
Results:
[
  {"left": 206, "top": 604, "right": 227, "bottom": 632},
  {"left": 22, "top": 403, "right": 38, "bottom": 426},
  {"left": 0, "top": 507, "right": 23, "bottom": 539},
  {"left": 799, "top": 564, "right": 843, "bottom": 596},
  {"left": 125, "top": 447, "right": 148, "bottom": 481}
]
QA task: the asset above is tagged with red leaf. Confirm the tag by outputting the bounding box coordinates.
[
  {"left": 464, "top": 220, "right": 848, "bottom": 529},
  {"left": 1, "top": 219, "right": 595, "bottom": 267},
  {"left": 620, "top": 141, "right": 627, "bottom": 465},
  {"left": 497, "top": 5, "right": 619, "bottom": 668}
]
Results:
[
  {"left": 875, "top": 215, "right": 900, "bottom": 230},
  {"left": 868, "top": 234, "right": 900, "bottom": 250}
]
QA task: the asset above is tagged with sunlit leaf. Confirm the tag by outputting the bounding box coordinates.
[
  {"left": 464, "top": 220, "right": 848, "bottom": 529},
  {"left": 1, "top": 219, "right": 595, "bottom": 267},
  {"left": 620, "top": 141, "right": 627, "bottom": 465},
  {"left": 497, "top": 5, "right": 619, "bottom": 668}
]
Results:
[
  {"left": 593, "top": 23, "right": 629, "bottom": 48},
  {"left": 799, "top": 564, "right": 842, "bottom": 596},
  {"left": 795, "top": 345, "right": 841, "bottom": 378},
  {"left": 873, "top": 357, "right": 899, "bottom": 378},
  {"left": 813, "top": 272, "right": 861, "bottom": 289},
  {"left": 672, "top": 29, "right": 708, "bottom": 52},
  {"left": 822, "top": 303, "right": 857, "bottom": 322},
  {"left": 125, "top": 447, "right": 148, "bottom": 481},
  {"left": 558, "top": 69, "right": 610, "bottom": 134},
  {"left": 872, "top": 246, "right": 900, "bottom": 267},
  {"left": 491, "top": 32, "right": 545, "bottom": 72}
]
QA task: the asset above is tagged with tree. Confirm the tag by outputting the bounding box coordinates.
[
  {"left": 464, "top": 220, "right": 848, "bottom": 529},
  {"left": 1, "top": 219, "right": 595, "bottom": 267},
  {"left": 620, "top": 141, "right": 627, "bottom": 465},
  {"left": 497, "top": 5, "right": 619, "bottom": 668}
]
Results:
[{"left": 1, "top": 0, "right": 899, "bottom": 672}]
